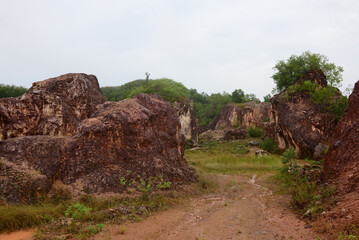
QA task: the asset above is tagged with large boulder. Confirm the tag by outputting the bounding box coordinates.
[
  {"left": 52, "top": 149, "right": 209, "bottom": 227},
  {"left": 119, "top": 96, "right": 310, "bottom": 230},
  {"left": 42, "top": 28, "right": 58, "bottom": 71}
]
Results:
[
  {"left": 209, "top": 102, "right": 271, "bottom": 130},
  {"left": 320, "top": 80, "right": 359, "bottom": 227},
  {"left": 0, "top": 75, "right": 197, "bottom": 203},
  {"left": 0, "top": 73, "right": 105, "bottom": 140},
  {"left": 267, "top": 70, "right": 338, "bottom": 157}
]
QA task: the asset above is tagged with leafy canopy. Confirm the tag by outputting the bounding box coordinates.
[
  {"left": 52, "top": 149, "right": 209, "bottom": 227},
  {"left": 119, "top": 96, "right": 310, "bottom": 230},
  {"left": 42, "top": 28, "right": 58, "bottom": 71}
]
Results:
[
  {"left": 272, "top": 51, "right": 343, "bottom": 91},
  {"left": 0, "top": 84, "right": 27, "bottom": 98}
]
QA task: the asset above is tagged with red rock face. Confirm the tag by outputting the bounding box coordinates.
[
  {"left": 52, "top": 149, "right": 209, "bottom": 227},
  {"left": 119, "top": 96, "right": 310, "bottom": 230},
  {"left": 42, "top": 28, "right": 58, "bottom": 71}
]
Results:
[
  {"left": 0, "top": 73, "right": 105, "bottom": 140},
  {"left": 0, "top": 75, "right": 197, "bottom": 203},
  {"left": 322, "top": 80, "right": 359, "bottom": 192},
  {"left": 209, "top": 102, "right": 271, "bottom": 130},
  {"left": 320, "top": 80, "right": 359, "bottom": 230},
  {"left": 267, "top": 70, "right": 338, "bottom": 157}
]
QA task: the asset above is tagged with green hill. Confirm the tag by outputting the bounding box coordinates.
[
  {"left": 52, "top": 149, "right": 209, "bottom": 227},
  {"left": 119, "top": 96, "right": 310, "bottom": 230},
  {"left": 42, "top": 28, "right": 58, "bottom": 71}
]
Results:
[{"left": 101, "top": 78, "right": 190, "bottom": 103}]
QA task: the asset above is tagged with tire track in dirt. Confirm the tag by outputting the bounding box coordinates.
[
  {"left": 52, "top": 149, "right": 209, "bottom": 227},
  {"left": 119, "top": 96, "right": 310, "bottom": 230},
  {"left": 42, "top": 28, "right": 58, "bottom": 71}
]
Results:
[{"left": 95, "top": 174, "right": 315, "bottom": 240}]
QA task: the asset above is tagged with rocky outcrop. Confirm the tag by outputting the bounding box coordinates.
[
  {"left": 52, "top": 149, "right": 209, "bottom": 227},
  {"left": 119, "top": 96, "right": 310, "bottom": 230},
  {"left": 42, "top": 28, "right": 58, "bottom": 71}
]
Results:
[
  {"left": 199, "top": 129, "right": 225, "bottom": 142},
  {"left": 174, "top": 101, "right": 199, "bottom": 145},
  {"left": 322, "top": 80, "right": 359, "bottom": 189},
  {"left": 223, "top": 129, "right": 247, "bottom": 141},
  {"left": 0, "top": 73, "right": 105, "bottom": 140},
  {"left": 267, "top": 70, "right": 338, "bottom": 157},
  {"left": 0, "top": 75, "right": 197, "bottom": 203},
  {"left": 209, "top": 102, "right": 271, "bottom": 130},
  {"left": 319, "top": 80, "right": 359, "bottom": 230}
]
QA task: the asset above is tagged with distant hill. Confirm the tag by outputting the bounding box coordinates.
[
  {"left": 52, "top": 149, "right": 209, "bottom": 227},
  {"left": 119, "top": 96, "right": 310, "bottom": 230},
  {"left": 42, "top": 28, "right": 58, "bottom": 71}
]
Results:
[{"left": 101, "top": 78, "right": 190, "bottom": 103}]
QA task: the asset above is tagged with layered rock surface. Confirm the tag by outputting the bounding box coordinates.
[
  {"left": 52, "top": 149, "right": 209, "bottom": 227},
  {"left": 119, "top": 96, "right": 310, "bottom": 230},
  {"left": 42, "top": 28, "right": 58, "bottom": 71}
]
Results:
[
  {"left": 0, "top": 74, "right": 197, "bottom": 203},
  {"left": 209, "top": 102, "right": 271, "bottom": 130},
  {"left": 174, "top": 100, "right": 199, "bottom": 145},
  {"left": 267, "top": 70, "right": 338, "bottom": 157},
  {"left": 320, "top": 80, "right": 359, "bottom": 227},
  {"left": 0, "top": 73, "right": 105, "bottom": 140}
]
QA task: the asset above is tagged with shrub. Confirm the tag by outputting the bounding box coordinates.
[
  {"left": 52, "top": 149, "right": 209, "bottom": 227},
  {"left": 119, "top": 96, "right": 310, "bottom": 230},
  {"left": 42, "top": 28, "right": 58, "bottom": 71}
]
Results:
[
  {"left": 261, "top": 137, "right": 277, "bottom": 153},
  {"left": 248, "top": 125, "right": 264, "bottom": 138},
  {"left": 64, "top": 203, "right": 91, "bottom": 220},
  {"left": 279, "top": 148, "right": 336, "bottom": 217}
]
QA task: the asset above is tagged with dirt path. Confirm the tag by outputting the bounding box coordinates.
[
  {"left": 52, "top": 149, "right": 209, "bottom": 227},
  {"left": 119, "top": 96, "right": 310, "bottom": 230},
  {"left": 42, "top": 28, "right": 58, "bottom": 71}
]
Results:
[
  {"left": 95, "top": 173, "right": 315, "bottom": 240},
  {"left": 0, "top": 229, "right": 35, "bottom": 240}
]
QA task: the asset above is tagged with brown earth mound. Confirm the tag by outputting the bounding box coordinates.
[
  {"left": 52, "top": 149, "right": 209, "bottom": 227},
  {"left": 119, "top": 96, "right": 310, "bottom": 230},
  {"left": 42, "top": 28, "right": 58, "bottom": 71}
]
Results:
[
  {"left": 267, "top": 70, "right": 338, "bottom": 158},
  {"left": 0, "top": 74, "right": 197, "bottom": 203},
  {"left": 319, "top": 80, "right": 359, "bottom": 231}
]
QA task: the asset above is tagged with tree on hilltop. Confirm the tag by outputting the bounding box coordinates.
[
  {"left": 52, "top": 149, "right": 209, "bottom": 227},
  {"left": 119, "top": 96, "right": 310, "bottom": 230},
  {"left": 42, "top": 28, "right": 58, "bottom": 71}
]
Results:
[{"left": 272, "top": 51, "right": 343, "bottom": 91}]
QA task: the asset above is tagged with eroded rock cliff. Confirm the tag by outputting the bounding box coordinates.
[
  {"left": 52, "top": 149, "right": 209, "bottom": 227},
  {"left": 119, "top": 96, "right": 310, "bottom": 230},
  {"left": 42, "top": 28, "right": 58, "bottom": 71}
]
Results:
[
  {"left": 320, "top": 80, "right": 359, "bottom": 228},
  {"left": 175, "top": 100, "right": 199, "bottom": 145},
  {"left": 267, "top": 70, "right": 338, "bottom": 157},
  {"left": 209, "top": 101, "right": 271, "bottom": 130},
  {"left": 0, "top": 75, "right": 197, "bottom": 203}
]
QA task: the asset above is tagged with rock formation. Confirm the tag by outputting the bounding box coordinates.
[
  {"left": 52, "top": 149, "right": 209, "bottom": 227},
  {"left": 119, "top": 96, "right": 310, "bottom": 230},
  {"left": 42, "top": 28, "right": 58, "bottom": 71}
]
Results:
[
  {"left": 267, "top": 70, "right": 338, "bottom": 157},
  {"left": 320, "top": 80, "right": 359, "bottom": 227},
  {"left": 174, "top": 100, "right": 199, "bottom": 145},
  {"left": 0, "top": 74, "right": 197, "bottom": 203},
  {"left": 223, "top": 129, "right": 247, "bottom": 141},
  {"left": 209, "top": 102, "right": 271, "bottom": 130},
  {"left": 0, "top": 73, "right": 105, "bottom": 140}
]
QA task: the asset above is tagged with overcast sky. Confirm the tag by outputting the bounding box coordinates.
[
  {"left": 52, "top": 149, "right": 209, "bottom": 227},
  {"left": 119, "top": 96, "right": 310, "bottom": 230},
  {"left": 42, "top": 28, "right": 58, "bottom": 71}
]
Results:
[{"left": 1, "top": 0, "right": 358, "bottom": 99}]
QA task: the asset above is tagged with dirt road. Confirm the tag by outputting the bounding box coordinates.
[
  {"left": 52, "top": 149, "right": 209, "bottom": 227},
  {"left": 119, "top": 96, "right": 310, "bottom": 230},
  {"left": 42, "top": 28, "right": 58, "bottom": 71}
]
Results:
[{"left": 95, "top": 173, "right": 315, "bottom": 240}]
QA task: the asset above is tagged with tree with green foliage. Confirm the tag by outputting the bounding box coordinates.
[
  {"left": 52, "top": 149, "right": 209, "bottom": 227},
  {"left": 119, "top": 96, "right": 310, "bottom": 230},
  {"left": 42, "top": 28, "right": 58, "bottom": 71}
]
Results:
[
  {"left": 0, "top": 84, "right": 28, "bottom": 98},
  {"left": 231, "top": 89, "right": 245, "bottom": 103},
  {"left": 193, "top": 91, "right": 233, "bottom": 126},
  {"left": 263, "top": 94, "right": 271, "bottom": 102},
  {"left": 272, "top": 51, "right": 343, "bottom": 91},
  {"left": 244, "top": 93, "right": 260, "bottom": 103}
]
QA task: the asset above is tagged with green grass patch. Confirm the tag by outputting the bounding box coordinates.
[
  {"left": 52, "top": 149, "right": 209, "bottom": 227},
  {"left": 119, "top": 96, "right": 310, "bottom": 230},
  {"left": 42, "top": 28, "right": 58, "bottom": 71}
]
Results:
[
  {"left": 0, "top": 203, "right": 67, "bottom": 232},
  {"left": 198, "top": 140, "right": 248, "bottom": 155},
  {"left": 186, "top": 140, "right": 282, "bottom": 173},
  {"left": 190, "top": 154, "right": 281, "bottom": 173},
  {"left": 0, "top": 191, "right": 178, "bottom": 235}
]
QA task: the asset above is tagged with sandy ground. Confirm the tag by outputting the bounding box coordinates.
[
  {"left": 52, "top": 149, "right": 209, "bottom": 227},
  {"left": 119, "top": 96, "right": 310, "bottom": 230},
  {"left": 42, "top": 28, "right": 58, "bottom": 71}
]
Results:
[
  {"left": 0, "top": 229, "right": 35, "bottom": 240},
  {"left": 95, "top": 173, "right": 315, "bottom": 240}
]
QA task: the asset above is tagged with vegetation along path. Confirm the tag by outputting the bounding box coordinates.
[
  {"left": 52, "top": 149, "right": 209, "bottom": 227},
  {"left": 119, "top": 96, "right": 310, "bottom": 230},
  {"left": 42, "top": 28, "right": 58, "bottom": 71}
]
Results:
[{"left": 95, "top": 141, "right": 315, "bottom": 240}]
